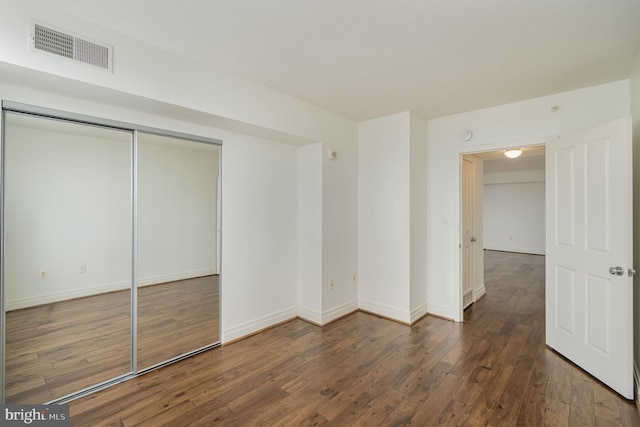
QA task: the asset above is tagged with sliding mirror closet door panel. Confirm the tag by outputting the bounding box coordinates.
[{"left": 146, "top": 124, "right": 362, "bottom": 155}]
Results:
[
  {"left": 136, "top": 133, "right": 220, "bottom": 370},
  {"left": 3, "top": 113, "right": 133, "bottom": 404}
]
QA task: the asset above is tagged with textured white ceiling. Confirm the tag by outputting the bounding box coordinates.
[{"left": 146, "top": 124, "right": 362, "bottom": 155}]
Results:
[{"left": 37, "top": 0, "right": 640, "bottom": 121}]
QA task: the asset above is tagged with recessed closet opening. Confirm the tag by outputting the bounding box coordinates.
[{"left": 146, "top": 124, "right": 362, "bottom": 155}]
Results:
[{"left": 0, "top": 101, "right": 222, "bottom": 404}]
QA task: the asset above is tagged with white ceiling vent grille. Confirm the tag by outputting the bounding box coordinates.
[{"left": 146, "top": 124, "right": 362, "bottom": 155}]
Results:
[{"left": 30, "top": 21, "right": 113, "bottom": 72}]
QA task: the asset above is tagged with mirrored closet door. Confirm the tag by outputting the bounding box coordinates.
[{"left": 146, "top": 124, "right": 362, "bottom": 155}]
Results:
[
  {"left": 1, "top": 104, "right": 221, "bottom": 404},
  {"left": 136, "top": 132, "right": 220, "bottom": 370},
  {"left": 2, "top": 112, "right": 133, "bottom": 404}
]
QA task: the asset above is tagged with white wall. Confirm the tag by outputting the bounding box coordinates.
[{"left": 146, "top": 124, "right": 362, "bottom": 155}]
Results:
[
  {"left": 358, "top": 112, "right": 411, "bottom": 321},
  {"left": 357, "top": 111, "right": 427, "bottom": 323},
  {"left": 4, "top": 120, "right": 132, "bottom": 309},
  {"left": 483, "top": 157, "right": 545, "bottom": 255},
  {"left": 3, "top": 119, "right": 220, "bottom": 310},
  {"left": 137, "top": 135, "right": 219, "bottom": 285},
  {"left": 410, "top": 112, "right": 428, "bottom": 319},
  {"left": 0, "top": 0, "right": 359, "bottom": 342},
  {"left": 321, "top": 124, "right": 359, "bottom": 324},
  {"left": 483, "top": 182, "right": 545, "bottom": 254},
  {"left": 426, "top": 80, "right": 631, "bottom": 321},
  {"left": 298, "top": 143, "right": 323, "bottom": 323},
  {"left": 220, "top": 133, "right": 299, "bottom": 341}
]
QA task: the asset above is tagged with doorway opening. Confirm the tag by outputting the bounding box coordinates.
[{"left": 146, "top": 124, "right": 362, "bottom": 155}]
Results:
[{"left": 461, "top": 146, "right": 546, "bottom": 321}]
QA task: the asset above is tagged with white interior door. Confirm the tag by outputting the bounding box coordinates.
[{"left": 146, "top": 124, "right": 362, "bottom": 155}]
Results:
[
  {"left": 546, "top": 117, "right": 633, "bottom": 399},
  {"left": 462, "top": 158, "right": 476, "bottom": 309}
]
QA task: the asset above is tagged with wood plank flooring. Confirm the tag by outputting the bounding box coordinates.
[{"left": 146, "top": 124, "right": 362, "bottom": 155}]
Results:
[
  {"left": 66, "top": 250, "right": 640, "bottom": 426},
  {"left": 4, "top": 275, "right": 219, "bottom": 404}
]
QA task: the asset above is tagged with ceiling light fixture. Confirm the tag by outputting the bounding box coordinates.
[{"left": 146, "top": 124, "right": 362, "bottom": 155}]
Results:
[{"left": 504, "top": 149, "right": 522, "bottom": 159}]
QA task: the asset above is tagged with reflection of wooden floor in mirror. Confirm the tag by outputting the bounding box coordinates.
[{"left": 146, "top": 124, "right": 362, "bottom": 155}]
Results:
[
  {"left": 137, "top": 275, "right": 220, "bottom": 370},
  {"left": 4, "top": 275, "right": 219, "bottom": 404}
]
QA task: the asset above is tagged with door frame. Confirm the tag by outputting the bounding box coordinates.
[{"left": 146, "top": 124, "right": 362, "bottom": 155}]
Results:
[{"left": 457, "top": 137, "right": 552, "bottom": 321}]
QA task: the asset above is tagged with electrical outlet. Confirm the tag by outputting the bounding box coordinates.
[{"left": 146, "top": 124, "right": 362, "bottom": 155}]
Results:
[
  {"left": 80, "top": 265, "right": 87, "bottom": 273},
  {"left": 352, "top": 274, "right": 357, "bottom": 283},
  {"left": 329, "top": 279, "right": 335, "bottom": 290},
  {"left": 39, "top": 270, "right": 47, "bottom": 279}
]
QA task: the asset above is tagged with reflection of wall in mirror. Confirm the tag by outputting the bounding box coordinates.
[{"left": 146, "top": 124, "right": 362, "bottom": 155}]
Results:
[
  {"left": 4, "top": 124, "right": 220, "bottom": 310},
  {"left": 4, "top": 123, "right": 132, "bottom": 310},
  {"left": 136, "top": 138, "right": 219, "bottom": 286}
]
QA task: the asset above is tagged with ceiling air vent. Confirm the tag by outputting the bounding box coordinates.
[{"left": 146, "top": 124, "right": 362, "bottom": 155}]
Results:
[{"left": 30, "top": 20, "right": 113, "bottom": 72}]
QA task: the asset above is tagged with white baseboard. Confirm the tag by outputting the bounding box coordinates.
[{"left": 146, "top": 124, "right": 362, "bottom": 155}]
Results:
[
  {"left": 321, "top": 300, "right": 358, "bottom": 325},
  {"left": 222, "top": 306, "right": 297, "bottom": 343},
  {"left": 6, "top": 268, "right": 217, "bottom": 311},
  {"left": 475, "top": 285, "right": 487, "bottom": 301},
  {"left": 137, "top": 268, "right": 216, "bottom": 286},
  {"left": 426, "top": 302, "right": 457, "bottom": 322},
  {"left": 358, "top": 299, "right": 411, "bottom": 324},
  {"left": 6, "top": 280, "right": 130, "bottom": 311},
  {"left": 484, "top": 246, "right": 545, "bottom": 255},
  {"left": 297, "top": 306, "right": 323, "bottom": 325},
  {"left": 410, "top": 303, "right": 428, "bottom": 323},
  {"left": 299, "top": 301, "right": 359, "bottom": 326}
]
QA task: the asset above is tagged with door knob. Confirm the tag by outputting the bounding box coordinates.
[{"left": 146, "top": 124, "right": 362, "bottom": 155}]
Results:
[
  {"left": 470, "top": 237, "right": 477, "bottom": 242},
  {"left": 609, "top": 266, "right": 624, "bottom": 276}
]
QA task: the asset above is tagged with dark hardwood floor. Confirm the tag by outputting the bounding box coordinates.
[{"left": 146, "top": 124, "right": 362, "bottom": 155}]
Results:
[
  {"left": 65, "top": 250, "right": 640, "bottom": 426},
  {"left": 4, "top": 275, "right": 218, "bottom": 404}
]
